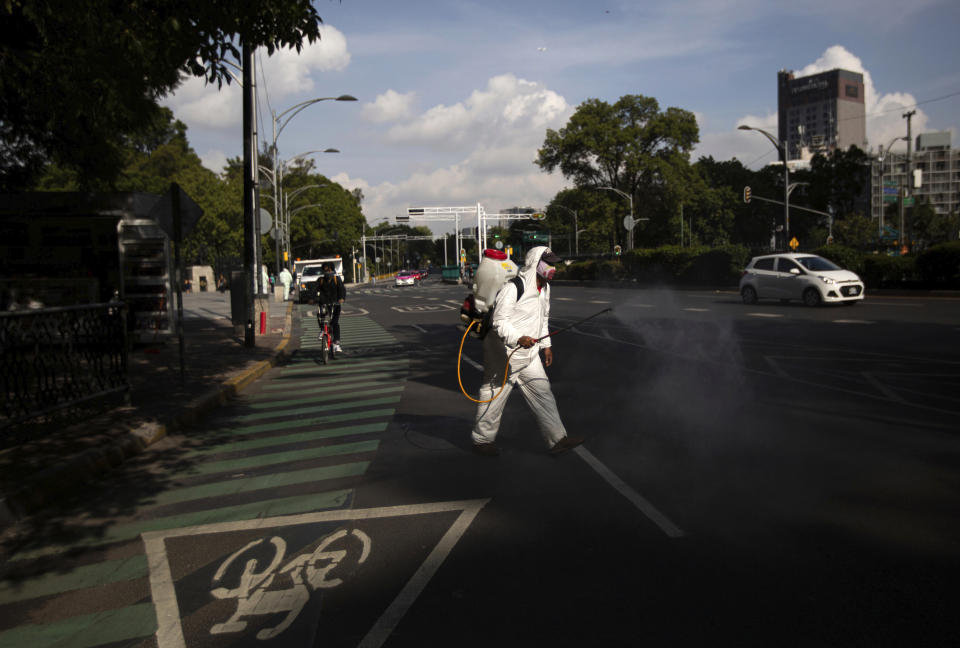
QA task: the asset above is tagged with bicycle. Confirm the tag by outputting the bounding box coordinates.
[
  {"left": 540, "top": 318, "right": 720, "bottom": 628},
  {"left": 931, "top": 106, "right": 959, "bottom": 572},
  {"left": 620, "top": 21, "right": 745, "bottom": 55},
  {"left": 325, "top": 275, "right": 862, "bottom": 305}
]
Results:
[{"left": 317, "top": 302, "right": 336, "bottom": 364}]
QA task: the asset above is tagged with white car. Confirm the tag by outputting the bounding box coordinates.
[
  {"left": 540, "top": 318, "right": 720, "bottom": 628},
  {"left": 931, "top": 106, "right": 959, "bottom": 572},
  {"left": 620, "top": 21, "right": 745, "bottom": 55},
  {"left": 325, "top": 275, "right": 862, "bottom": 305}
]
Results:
[
  {"left": 739, "top": 253, "right": 865, "bottom": 306},
  {"left": 297, "top": 265, "right": 325, "bottom": 303},
  {"left": 395, "top": 270, "right": 419, "bottom": 287}
]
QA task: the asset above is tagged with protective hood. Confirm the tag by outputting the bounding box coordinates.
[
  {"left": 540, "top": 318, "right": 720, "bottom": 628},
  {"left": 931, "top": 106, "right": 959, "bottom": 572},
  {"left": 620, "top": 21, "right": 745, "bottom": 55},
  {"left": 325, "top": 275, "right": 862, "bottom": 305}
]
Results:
[{"left": 521, "top": 246, "right": 550, "bottom": 284}]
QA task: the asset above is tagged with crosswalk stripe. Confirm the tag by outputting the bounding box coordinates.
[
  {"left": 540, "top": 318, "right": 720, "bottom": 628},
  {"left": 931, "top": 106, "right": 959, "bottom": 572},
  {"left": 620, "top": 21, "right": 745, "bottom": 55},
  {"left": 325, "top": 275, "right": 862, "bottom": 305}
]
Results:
[
  {"left": 258, "top": 373, "right": 406, "bottom": 392},
  {"left": 190, "top": 443, "right": 376, "bottom": 476},
  {"left": 281, "top": 358, "right": 408, "bottom": 374}
]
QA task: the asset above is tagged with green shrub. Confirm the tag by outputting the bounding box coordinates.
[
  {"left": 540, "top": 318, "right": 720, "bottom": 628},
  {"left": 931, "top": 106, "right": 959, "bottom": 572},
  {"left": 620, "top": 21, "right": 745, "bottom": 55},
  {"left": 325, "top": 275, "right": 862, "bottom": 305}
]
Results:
[
  {"left": 596, "top": 259, "right": 626, "bottom": 280},
  {"left": 557, "top": 260, "right": 597, "bottom": 281},
  {"left": 860, "top": 254, "right": 915, "bottom": 288},
  {"left": 915, "top": 241, "right": 960, "bottom": 285},
  {"left": 682, "top": 244, "right": 751, "bottom": 285},
  {"left": 812, "top": 244, "right": 864, "bottom": 274}
]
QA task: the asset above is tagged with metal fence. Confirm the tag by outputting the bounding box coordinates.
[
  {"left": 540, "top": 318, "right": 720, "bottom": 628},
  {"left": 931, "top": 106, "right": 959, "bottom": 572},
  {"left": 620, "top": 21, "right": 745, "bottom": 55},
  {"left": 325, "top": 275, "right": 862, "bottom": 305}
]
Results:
[{"left": 1, "top": 302, "right": 129, "bottom": 432}]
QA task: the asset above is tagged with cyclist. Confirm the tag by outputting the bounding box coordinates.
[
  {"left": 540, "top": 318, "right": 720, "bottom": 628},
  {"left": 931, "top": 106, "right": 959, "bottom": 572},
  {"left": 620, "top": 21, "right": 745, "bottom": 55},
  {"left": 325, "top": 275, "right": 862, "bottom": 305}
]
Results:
[{"left": 315, "top": 262, "right": 345, "bottom": 352}]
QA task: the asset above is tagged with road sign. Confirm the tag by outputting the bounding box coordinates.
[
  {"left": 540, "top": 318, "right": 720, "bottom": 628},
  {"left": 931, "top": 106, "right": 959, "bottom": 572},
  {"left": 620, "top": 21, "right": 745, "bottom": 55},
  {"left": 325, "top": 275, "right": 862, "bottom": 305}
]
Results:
[
  {"left": 623, "top": 215, "right": 635, "bottom": 231},
  {"left": 259, "top": 208, "right": 272, "bottom": 234},
  {"left": 789, "top": 237, "right": 799, "bottom": 250},
  {"left": 903, "top": 197, "right": 915, "bottom": 207}
]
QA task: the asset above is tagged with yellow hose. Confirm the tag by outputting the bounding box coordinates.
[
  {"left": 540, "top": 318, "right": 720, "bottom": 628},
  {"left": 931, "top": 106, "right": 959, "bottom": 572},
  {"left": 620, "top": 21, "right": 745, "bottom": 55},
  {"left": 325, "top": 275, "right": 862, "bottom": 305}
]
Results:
[{"left": 457, "top": 320, "right": 517, "bottom": 403}]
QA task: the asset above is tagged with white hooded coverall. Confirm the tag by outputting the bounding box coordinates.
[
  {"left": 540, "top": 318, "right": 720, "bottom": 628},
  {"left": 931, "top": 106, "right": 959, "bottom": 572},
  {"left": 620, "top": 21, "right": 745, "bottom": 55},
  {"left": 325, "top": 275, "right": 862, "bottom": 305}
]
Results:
[{"left": 471, "top": 247, "right": 568, "bottom": 448}]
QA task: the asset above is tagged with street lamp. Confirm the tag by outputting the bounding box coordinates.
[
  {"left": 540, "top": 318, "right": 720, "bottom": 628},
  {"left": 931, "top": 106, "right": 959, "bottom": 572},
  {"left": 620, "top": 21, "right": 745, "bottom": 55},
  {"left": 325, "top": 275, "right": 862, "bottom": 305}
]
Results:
[
  {"left": 266, "top": 94, "right": 356, "bottom": 270},
  {"left": 597, "top": 186, "right": 635, "bottom": 250},
  {"left": 877, "top": 136, "right": 907, "bottom": 237},
  {"left": 739, "top": 124, "right": 791, "bottom": 247},
  {"left": 550, "top": 204, "right": 580, "bottom": 256}
]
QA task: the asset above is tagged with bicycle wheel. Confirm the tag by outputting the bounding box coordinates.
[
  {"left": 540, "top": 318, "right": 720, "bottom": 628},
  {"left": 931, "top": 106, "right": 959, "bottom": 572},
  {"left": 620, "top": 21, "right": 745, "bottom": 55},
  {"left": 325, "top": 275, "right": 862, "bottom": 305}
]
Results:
[{"left": 320, "top": 330, "right": 329, "bottom": 365}]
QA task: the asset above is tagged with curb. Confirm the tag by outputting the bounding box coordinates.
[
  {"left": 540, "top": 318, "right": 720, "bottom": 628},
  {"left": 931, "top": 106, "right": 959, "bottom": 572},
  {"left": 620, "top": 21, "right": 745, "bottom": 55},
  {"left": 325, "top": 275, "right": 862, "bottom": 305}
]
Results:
[{"left": 1, "top": 302, "right": 295, "bottom": 529}]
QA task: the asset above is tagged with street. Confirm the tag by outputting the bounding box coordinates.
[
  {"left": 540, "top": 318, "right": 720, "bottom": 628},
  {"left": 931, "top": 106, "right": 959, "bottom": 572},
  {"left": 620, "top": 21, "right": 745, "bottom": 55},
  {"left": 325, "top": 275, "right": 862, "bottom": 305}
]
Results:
[{"left": 1, "top": 278, "right": 959, "bottom": 647}]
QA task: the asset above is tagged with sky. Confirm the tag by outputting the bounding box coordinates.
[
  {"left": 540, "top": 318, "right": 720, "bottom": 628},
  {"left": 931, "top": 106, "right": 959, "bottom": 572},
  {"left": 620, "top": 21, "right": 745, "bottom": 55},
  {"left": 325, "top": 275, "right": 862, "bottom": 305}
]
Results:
[{"left": 163, "top": 0, "right": 960, "bottom": 235}]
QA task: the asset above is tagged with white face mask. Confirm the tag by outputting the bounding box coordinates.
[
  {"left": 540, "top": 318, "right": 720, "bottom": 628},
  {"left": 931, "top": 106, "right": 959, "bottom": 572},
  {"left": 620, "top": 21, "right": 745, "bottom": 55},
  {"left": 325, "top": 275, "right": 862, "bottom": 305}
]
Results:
[{"left": 536, "top": 259, "right": 556, "bottom": 280}]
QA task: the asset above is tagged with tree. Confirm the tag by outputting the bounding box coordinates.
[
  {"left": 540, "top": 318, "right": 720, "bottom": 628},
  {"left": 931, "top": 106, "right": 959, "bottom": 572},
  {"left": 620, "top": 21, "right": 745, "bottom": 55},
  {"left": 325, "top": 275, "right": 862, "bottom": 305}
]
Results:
[
  {"left": 831, "top": 213, "right": 875, "bottom": 250},
  {"left": 1, "top": 0, "right": 323, "bottom": 190},
  {"left": 536, "top": 95, "right": 700, "bottom": 248}
]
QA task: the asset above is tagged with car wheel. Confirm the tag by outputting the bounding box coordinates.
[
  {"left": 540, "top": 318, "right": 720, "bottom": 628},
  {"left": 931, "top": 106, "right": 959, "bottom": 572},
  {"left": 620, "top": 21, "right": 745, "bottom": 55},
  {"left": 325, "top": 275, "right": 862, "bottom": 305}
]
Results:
[
  {"left": 741, "top": 285, "right": 758, "bottom": 305},
  {"left": 802, "top": 288, "right": 821, "bottom": 307}
]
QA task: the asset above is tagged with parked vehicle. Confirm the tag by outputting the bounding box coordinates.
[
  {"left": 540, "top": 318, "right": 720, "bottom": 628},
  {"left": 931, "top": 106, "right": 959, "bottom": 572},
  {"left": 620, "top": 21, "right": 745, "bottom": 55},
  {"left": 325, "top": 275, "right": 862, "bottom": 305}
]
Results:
[{"left": 739, "top": 253, "right": 865, "bottom": 306}]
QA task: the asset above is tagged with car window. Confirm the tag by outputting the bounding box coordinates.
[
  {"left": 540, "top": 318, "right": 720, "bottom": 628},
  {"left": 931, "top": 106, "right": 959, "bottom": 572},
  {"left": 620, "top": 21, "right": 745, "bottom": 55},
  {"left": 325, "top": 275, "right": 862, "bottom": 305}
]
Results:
[
  {"left": 302, "top": 266, "right": 322, "bottom": 276},
  {"left": 796, "top": 256, "right": 841, "bottom": 271},
  {"left": 777, "top": 258, "right": 802, "bottom": 273},
  {"left": 753, "top": 258, "right": 775, "bottom": 271}
]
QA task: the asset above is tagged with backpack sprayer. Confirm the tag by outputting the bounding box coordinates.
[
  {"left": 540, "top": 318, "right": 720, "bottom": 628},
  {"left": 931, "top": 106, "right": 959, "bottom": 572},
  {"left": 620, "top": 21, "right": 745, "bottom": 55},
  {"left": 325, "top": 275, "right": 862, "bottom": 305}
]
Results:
[{"left": 456, "top": 249, "right": 612, "bottom": 403}]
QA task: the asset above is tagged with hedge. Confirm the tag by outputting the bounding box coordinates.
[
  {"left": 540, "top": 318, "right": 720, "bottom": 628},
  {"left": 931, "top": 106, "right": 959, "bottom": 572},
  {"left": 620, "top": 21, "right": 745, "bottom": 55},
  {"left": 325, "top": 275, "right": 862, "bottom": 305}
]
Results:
[{"left": 553, "top": 242, "right": 959, "bottom": 288}]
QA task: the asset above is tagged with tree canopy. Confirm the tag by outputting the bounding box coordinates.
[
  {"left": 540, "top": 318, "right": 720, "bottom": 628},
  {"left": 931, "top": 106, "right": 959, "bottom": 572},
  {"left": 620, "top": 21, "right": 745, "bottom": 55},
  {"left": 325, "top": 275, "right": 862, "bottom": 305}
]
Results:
[{"left": 0, "top": 0, "right": 323, "bottom": 190}]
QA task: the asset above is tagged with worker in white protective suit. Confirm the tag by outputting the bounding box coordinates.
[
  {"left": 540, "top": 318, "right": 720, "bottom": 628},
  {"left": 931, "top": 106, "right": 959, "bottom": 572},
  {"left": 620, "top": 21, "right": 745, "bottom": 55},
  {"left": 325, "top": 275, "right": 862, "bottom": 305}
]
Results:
[{"left": 471, "top": 246, "right": 584, "bottom": 457}]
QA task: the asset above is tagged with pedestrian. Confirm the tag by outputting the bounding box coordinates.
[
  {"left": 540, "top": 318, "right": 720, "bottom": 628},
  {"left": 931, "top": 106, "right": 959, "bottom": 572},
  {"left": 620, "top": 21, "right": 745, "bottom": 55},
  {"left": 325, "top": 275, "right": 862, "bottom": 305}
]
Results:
[
  {"left": 279, "top": 266, "right": 292, "bottom": 300},
  {"left": 315, "top": 262, "right": 346, "bottom": 352},
  {"left": 471, "top": 246, "right": 584, "bottom": 457}
]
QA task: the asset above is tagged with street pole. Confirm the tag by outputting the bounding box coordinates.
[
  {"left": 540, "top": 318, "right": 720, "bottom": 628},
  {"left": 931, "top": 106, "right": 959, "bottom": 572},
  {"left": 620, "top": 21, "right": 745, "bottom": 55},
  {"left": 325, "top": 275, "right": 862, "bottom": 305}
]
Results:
[
  {"left": 242, "top": 41, "right": 256, "bottom": 347},
  {"left": 902, "top": 110, "right": 916, "bottom": 254},
  {"left": 739, "top": 125, "right": 790, "bottom": 249}
]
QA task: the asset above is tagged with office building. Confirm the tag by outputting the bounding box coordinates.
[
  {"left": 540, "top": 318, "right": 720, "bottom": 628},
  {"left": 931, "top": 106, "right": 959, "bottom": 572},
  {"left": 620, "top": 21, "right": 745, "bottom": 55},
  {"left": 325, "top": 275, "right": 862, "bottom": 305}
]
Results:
[
  {"left": 778, "top": 69, "right": 867, "bottom": 161},
  {"left": 870, "top": 131, "right": 960, "bottom": 224}
]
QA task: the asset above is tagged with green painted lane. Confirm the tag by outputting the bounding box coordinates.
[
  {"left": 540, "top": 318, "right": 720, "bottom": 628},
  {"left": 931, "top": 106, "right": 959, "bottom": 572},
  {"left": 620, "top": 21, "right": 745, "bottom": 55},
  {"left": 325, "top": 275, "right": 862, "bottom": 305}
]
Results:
[
  {"left": 0, "top": 555, "right": 148, "bottom": 606},
  {"left": 201, "top": 408, "right": 396, "bottom": 436},
  {"left": 0, "top": 602, "right": 156, "bottom": 648},
  {"left": 258, "top": 372, "right": 408, "bottom": 392},
  {"left": 280, "top": 358, "right": 408, "bottom": 375},
  {"left": 150, "top": 460, "right": 371, "bottom": 505},
  {"left": 186, "top": 441, "right": 378, "bottom": 476},
  {"left": 184, "top": 422, "right": 386, "bottom": 456},
  {"left": 250, "top": 381, "right": 404, "bottom": 405},
  {"left": 235, "top": 395, "right": 401, "bottom": 422},
  {"left": 11, "top": 490, "right": 353, "bottom": 562}
]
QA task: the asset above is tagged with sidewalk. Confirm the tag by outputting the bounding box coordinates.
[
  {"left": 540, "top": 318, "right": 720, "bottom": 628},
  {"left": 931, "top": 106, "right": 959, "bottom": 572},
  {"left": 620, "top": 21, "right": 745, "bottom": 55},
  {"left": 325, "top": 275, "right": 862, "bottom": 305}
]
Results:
[{"left": 0, "top": 296, "right": 295, "bottom": 532}]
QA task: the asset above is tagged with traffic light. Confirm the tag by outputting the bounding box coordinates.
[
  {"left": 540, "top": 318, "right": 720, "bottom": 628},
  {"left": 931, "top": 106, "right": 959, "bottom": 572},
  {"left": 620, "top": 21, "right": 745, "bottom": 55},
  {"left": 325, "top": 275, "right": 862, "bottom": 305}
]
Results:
[{"left": 743, "top": 186, "right": 752, "bottom": 204}]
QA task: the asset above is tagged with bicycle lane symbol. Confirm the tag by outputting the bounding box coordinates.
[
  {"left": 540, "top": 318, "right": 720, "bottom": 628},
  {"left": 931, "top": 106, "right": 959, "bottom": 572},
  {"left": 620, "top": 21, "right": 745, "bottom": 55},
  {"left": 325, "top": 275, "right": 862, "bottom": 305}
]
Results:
[{"left": 209, "top": 528, "right": 371, "bottom": 641}]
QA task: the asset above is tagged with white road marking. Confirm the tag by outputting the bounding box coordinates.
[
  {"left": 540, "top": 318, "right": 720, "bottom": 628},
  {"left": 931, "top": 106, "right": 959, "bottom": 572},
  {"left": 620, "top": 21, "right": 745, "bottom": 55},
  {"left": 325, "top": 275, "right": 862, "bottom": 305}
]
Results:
[
  {"left": 682, "top": 308, "right": 710, "bottom": 312},
  {"left": 624, "top": 303, "right": 655, "bottom": 308},
  {"left": 573, "top": 447, "right": 684, "bottom": 538},
  {"left": 602, "top": 328, "right": 614, "bottom": 340},
  {"left": 410, "top": 324, "right": 428, "bottom": 333},
  {"left": 588, "top": 300, "right": 610, "bottom": 304},
  {"left": 764, "top": 356, "right": 789, "bottom": 378},
  {"left": 747, "top": 312, "right": 784, "bottom": 318},
  {"left": 861, "top": 371, "right": 907, "bottom": 403},
  {"left": 556, "top": 297, "right": 574, "bottom": 301},
  {"left": 144, "top": 500, "right": 490, "bottom": 648},
  {"left": 833, "top": 319, "right": 874, "bottom": 324},
  {"left": 461, "top": 355, "right": 483, "bottom": 371}
]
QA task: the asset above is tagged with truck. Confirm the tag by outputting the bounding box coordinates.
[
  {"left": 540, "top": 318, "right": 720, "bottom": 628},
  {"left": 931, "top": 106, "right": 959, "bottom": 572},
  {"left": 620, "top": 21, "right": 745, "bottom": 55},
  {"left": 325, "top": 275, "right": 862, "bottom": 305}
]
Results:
[{"left": 293, "top": 256, "right": 343, "bottom": 303}]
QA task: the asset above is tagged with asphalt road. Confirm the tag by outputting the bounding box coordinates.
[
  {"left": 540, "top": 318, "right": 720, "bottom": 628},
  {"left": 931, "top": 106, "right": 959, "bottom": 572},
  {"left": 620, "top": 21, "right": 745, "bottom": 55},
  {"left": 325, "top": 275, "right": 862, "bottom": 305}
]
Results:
[{"left": 1, "top": 278, "right": 958, "bottom": 647}]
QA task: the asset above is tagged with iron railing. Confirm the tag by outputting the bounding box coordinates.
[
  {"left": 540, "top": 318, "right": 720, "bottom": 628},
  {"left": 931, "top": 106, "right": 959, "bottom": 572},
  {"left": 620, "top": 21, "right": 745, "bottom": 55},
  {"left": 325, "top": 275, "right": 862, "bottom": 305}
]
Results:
[{"left": 1, "top": 302, "right": 129, "bottom": 432}]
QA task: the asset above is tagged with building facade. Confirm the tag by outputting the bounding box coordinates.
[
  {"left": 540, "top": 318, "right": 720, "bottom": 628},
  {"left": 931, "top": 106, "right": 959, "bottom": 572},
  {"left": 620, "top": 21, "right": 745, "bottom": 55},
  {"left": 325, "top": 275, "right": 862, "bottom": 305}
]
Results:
[
  {"left": 870, "top": 131, "right": 960, "bottom": 228},
  {"left": 778, "top": 69, "right": 867, "bottom": 161}
]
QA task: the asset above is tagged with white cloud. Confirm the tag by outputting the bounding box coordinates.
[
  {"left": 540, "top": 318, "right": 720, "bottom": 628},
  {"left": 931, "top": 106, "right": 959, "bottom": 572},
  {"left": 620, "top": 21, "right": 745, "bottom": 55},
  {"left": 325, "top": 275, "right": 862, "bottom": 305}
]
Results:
[
  {"left": 362, "top": 90, "right": 416, "bottom": 123},
  {"left": 385, "top": 74, "right": 571, "bottom": 151},
  {"left": 698, "top": 45, "right": 932, "bottom": 166},
  {"left": 163, "top": 24, "right": 351, "bottom": 131},
  {"left": 333, "top": 74, "right": 574, "bottom": 233},
  {"left": 793, "top": 45, "right": 927, "bottom": 153},
  {"left": 200, "top": 149, "right": 229, "bottom": 175}
]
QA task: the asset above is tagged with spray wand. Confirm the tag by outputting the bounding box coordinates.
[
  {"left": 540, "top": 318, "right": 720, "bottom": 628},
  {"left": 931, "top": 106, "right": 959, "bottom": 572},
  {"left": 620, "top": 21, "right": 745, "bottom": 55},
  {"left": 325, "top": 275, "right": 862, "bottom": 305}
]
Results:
[{"left": 457, "top": 306, "right": 614, "bottom": 403}]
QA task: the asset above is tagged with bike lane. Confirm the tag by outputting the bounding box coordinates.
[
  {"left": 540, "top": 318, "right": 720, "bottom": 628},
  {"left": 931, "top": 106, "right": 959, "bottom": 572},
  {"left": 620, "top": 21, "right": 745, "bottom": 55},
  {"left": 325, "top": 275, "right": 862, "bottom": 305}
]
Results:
[{"left": 0, "top": 304, "right": 465, "bottom": 648}]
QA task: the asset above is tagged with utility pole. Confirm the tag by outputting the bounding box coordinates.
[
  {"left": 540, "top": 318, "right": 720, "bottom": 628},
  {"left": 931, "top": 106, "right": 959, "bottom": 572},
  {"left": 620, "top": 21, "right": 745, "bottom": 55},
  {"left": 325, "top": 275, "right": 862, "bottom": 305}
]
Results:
[
  {"left": 242, "top": 41, "right": 256, "bottom": 347},
  {"left": 901, "top": 109, "right": 916, "bottom": 254}
]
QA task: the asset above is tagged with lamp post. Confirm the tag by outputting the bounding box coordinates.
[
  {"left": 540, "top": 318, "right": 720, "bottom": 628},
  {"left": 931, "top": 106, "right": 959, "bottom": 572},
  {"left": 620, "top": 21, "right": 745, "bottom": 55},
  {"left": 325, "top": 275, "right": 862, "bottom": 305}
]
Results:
[
  {"left": 876, "top": 136, "right": 907, "bottom": 238},
  {"left": 265, "top": 95, "right": 355, "bottom": 269},
  {"left": 597, "top": 186, "right": 635, "bottom": 250},
  {"left": 739, "top": 125, "right": 790, "bottom": 248},
  {"left": 550, "top": 204, "right": 580, "bottom": 256}
]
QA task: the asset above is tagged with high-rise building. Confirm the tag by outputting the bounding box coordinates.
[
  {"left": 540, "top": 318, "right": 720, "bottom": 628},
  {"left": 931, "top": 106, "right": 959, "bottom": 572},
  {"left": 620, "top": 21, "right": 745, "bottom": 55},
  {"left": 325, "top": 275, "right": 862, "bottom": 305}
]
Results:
[
  {"left": 778, "top": 69, "right": 867, "bottom": 160},
  {"left": 870, "top": 131, "right": 960, "bottom": 224}
]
